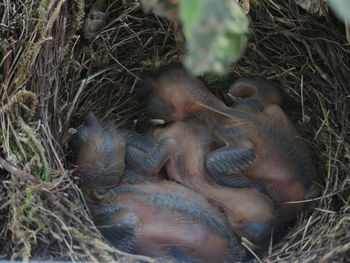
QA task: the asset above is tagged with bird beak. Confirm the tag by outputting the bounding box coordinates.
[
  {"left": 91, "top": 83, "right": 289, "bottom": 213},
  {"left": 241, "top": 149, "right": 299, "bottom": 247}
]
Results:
[{"left": 150, "top": 118, "right": 165, "bottom": 125}]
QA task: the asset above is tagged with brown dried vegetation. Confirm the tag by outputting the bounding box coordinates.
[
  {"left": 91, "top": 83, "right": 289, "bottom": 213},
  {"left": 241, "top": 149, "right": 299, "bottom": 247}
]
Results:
[{"left": 0, "top": 0, "right": 349, "bottom": 262}]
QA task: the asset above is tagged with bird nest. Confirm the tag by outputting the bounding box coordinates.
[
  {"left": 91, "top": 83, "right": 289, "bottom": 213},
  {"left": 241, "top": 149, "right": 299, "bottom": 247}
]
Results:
[{"left": 0, "top": 0, "right": 349, "bottom": 262}]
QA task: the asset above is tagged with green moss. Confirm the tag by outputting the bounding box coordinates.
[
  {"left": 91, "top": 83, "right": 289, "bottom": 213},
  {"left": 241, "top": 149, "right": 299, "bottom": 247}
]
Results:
[
  {"left": 250, "top": 0, "right": 262, "bottom": 6},
  {"left": 25, "top": 137, "right": 50, "bottom": 181},
  {"left": 70, "top": 230, "right": 92, "bottom": 241},
  {"left": 12, "top": 189, "right": 51, "bottom": 260},
  {"left": 6, "top": 130, "right": 49, "bottom": 181},
  {"left": 11, "top": 246, "right": 31, "bottom": 262},
  {"left": 16, "top": 189, "right": 35, "bottom": 217},
  {"left": 202, "top": 72, "right": 236, "bottom": 91},
  {"left": 7, "top": 134, "right": 28, "bottom": 163},
  {"left": 16, "top": 189, "right": 49, "bottom": 234}
]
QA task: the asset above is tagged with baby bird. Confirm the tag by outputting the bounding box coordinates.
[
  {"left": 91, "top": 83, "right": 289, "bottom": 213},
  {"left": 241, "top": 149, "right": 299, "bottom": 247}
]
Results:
[
  {"left": 207, "top": 82, "right": 315, "bottom": 224},
  {"left": 145, "top": 65, "right": 316, "bottom": 225},
  {"left": 228, "top": 77, "right": 282, "bottom": 111},
  {"left": 89, "top": 180, "right": 244, "bottom": 263},
  {"left": 70, "top": 112, "right": 175, "bottom": 190},
  {"left": 145, "top": 64, "right": 228, "bottom": 122},
  {"left": 70, "top": 112, "right": 126, "bottom": 190},
  {"left": 152, "top": 117, "right": 274, "bottom": 250}
]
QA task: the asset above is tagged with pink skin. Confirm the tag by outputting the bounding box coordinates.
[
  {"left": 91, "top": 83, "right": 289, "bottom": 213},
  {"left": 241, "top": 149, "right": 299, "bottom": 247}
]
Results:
[
  {"left": 214, "top": 104, "right": 312, "bottom": 222},
  {"left": 147, "top": 66, "right": 227, "bottom": 122},
  {"left": 228, "top": 78, "right": 283, "bottom": 108},
  {"left": 97, "top": 181, "right": 239, "bottom": 263},
  {"left": 148, "top": 67, "right": 314, "bottom": 222},
  {"left": 153, "top": 120, "right": 274, "bottom": 242}
]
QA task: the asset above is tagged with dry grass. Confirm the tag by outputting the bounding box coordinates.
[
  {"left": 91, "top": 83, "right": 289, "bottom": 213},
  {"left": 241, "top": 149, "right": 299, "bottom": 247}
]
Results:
[{"left": 0, "top": 0, "right": 349, "bottom": 262}]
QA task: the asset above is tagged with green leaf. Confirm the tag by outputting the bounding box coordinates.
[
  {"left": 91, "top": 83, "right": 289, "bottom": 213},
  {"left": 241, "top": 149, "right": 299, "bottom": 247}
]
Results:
[
  {"left": 179, "top": 0, "right": 203, "bottom": 37},
  {"left": 329, "top": 0, "right": 350, "bottom": 25},
  {"left": 180, "top": 0, "right": 249, "bottom": 75}
]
